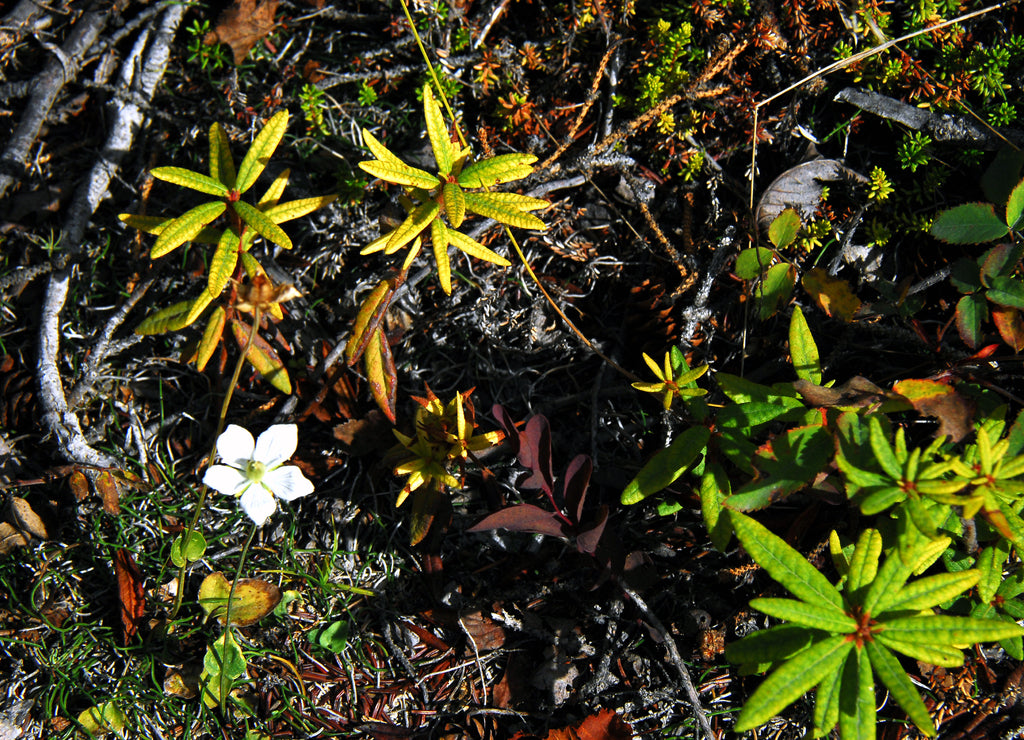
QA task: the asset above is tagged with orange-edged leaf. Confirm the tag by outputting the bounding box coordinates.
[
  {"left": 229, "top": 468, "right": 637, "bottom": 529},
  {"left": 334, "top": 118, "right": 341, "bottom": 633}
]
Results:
[
  {"left": 423, "top": 85, "right": 454, "bottom": 176},
  {"left": 386, "top": 199, "right": 439, "bottom": 253},
  {"left": 463, "top": 191, "right": 547, "bottom": 229},
  {"left": 209, "top": 122, "right": 236, "bottom": 188},
  {"left": 802, "top": 267, "right": 861, "bottom": 322},
  {"left": 238, "top": 253, "right": 282, "bottom": 320},
  {"left": 448, "top": 228, "right": 512, "bottom": 266},
  {"left": 209, "top": 226, "right": 242, "bottom": 297},
  {"left": 346, "top": 279, "right": 395, "bottom": 364},
  {"left": 993, "top": 305, "right": 1024, "bottom": 352},
  {"left": 443, "top": 181, "right": 466, "bottom": 227},
  {"left": 151, "top": 202, "right": 227, "bottom": 258},
  {"left": 892, "top": 378, "right": 975, "bottom": 443},
  {"left": 150, "top": 167, "right": 229, "bottom": 196},
  {"left": 263, "top": 194, "right": 338, "bottom": 224},
  {"left": 198, "top": 572, "right": 281, "bottom": 626},
  {"left": 197, "top": 306, "right": 227, "bottom": 371},
  {"left": 360, "top": 128, "right": 407, "bottom": 169},
  {"left": 114, "top": 549, "right": 146, "bottom": 645},
  {"left": 233, "top": 200, "right": 292, "bottom": 250},
  {"left": 136, "top": 300, "right": 195, "bottom": 335},
  {"left": 457, "top": 153, "right": 537, "bottom": 188},
  {"left": 235, "top": 110, "right": 289, "bottom": 194},
  {"left": 230, "top": 319, "right": 291, "bottom": 393},
  {"left": 359, "top": 159, "right": 440, "bottom": 190},
  {"left": 364, "top": 326, "right": 397, "bottom": 422},
  {"left": 432, "top": 218, "right": 452, "bottom": 294},
  {"left": 258, "top": 167, "right": 289, "bottom": 208}
]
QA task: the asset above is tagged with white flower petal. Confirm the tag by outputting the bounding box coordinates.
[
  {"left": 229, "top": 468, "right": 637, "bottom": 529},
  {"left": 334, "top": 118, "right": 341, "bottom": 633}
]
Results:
[
  {"left": 262, "top": 465, "right": 314, "bottom": 501},
  {"left": 217, "top": 425, "right": 255, "bottom": 468},
  {"left": 203, "top": 465, "right": 251, "bottom": 496},
  {"left": 239, "top": 487, "right": 278, "bottom": 526},
  {"left": 254, "top": 424, "right": 298, "bottom": 468}
]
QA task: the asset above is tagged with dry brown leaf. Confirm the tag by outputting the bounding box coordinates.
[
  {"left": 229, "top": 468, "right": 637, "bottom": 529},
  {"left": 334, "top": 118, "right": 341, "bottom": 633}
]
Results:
[
  {"left": 114, "top": 548, "right": 146, "bottom": 645},
  {"left": 8, "top": 496, "right": 51, "bottom": 539},
  {"left": 95, "top": 470, "right": 121, "bottom": 515},
  {"left": 0, "top": 521, "right": 28, "bottom": 554},
  {"left": 204, "top": 0, "right": 280, "bottom": 66},
  {"left": 893, "top": 378, "right": 976, "bottom": 443}
]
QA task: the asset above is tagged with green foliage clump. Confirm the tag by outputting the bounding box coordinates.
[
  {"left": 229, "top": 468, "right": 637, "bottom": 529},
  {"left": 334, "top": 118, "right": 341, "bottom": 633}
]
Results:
[{"left": 637, "top": 19, "right": 700, "bottom": 112}]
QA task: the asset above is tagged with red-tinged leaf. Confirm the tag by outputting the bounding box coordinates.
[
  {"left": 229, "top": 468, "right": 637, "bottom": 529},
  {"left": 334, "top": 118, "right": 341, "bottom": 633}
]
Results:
[
  {"left": 363, "top": 327, "right": 397, "bottom": 423},
  {"left": 562, "top": 454, "right": 593, "bottom": 523},
  {"left": 114, "top": 549, "right": 145, "bottom": 646},
  {"left": 539, "top": 709, "right": 633, "bottom": 740},
  {"left": 931, "top": 202, "right": 1009, "bottom": 244},
  {"left": 992, "top": 305, "right": 1024, "bottom": 352},
  {"left": 955, "top": 293, "right": 988, "bottom": 349},
  {"left": 801, "top": 267, "right": 861, "bottom": 322},
  {"left": 467, "top": 503, "right": 567, "bottom": 539},
  {"left": 68, "top": 469, "right": 90, "bottom": 501},
  {"left": 893, "top": 378, "right": 975, "bottom": 443},
  {"left": 197, "top": 306, "right": 227, "bottom": 372},
  {"left": 576, "top": 505, "right": 609, "bottom": 556},
  {"left": 980, "top": 243, "right": 1023, "bottom": 284},
  {"left": 987, "top": 275, "right": 1024, "bottom": 310},
  {"left": 519, "top": 415, "right": 554, "bottom": 494},
  {"left": 230, "top": 319, "right": 291, "bottom": 394},
  {"left": 345, "top": 279, "right": 397, "bottom": 365},
  {"left": 492, "top": 404, "right": 520, "bottom": 455}
]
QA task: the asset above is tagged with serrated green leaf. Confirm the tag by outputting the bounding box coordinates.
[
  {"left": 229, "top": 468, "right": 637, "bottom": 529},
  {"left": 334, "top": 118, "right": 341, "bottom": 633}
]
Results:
[
  {"left": 955, "top": 293, "right": 987, "bottom": 349},
  {"left": 750, "top": 597, "right": 856, "bottom": 632},
  {"left": 151, "top": 166, "right": 229, "bottom": 196},
  {"left": 621, "top": 427, "right": 710, "bottom": 505},
  {"left": 980, "top": 243, "right": 1023, "bottom": 283},
  {"left": 423, "top": 85, "right": 454, "bottom": 175},
  {"left": 730, "top": 511, "right": 845, "bottom": 610},
  {"left": 359, "top": 159, "right": 440, "bottom": 190},
  {"left": 769, "top": 208, "right": 801, "bottom": 249},
  {"left": 447, "top": 227, "right": 511, "bottom": 266},
  {"left": 987, "top": 275, "right": 1024, "bottom": 309},
  {"left": 863, "top": 640, "right": 936, "bottom": 736},
  {"left": 463, "top": 191, "right": 548, "bottom": 229},
  {"left": 879, "top": 614, "right": 1024, "bottom": 644},
  {"left": 386, "top": 200, "right": 439, "bottom": 254},
  {"left": 135, "top": 300, "right": 193, "bottom": 335},
  {"left": 883, "top": 570, "right": 980, "bottom": 612},
  {"left": 789, "top": 305, "right": 821, "bottom": 384},
  {"left": 733, "top": 635, "right": 852, "bottom": 733},
  {"left": 262, "top": 194, "right": 338, "bottom": 224},
  {"left": 209, "top": 122, "right": 236, "bottom": 188},
  {"left": 196, "top": 306, "right": 226, "bottom": 372},
  {"left": 725, "top": 624, "right": 817, "bottom": 666},
  {"left": 151, "top": 201, "right": 227, "bottom": 258},
  {"left": 735, "top": 247, "right": 776, "bottom": 279},
  {"left": 209, "top": 226, "right": 242, "bottom": 297},
  {"left": 236, "top": 110, "right": 289, "bottom": 195},
  {"left": 231, "top": 320, "right": 291, "bottom": 394},
  {"left": 432, "top": 218, "right": 452, "bottom": 294},
  {"left": 1006, "top": 177, "right": 1024, "bottom": 230},
  {"left": 458, "top": 153, "right": 537, "bottom": 188},
  {"left": 443, "top": 182, "right": 466, "bottom": 227},
  {"left": 930, "top": 202, "right": 1009, "bottom": 244},
  {"left": 233, "top": 200, "right": 292, "bottom": 250},
  {"left": 837, "top": 647, "right": 874, "bottom": 740},
  {"left": 847, "top": 528, "right": 882, "bottom": 594}
]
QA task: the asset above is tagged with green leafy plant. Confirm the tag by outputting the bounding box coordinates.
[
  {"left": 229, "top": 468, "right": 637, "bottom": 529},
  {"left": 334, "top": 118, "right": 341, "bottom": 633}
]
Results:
[
  {"left": 299, "top": 83, "right": 329, "bottom": 136},
  {"left": 630, "top": 347, "right": 709, "bottom": 410},
  {"left": 726, "top": 512, "right": 1024, "bottom": 739},
  {"left": 119, "top": 111, "right": 336, "bottom": 392},
  {"left": 186, "top": 18, "right": 229, "bottom": 72}
]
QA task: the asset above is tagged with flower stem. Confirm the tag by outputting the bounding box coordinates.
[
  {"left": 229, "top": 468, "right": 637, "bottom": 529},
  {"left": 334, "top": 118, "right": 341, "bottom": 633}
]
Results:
[
  {"left": 219, "top": 522, "right": 257, "bottom": 712},
  {"left": 170, "top": 308, "right": 262, "bottom": 619}
]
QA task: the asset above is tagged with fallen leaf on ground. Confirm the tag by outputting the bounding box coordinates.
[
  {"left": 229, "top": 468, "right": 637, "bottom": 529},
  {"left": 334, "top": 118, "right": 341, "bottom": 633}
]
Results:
[
  {"left": 893, "top": 378, "right": 975, "bottom": 442},
  {"left": 204, "top": 0, "right": 280, "bottom": 66},
  {"left": 115, "top": 548, "right": 146, "bottom": 645}
]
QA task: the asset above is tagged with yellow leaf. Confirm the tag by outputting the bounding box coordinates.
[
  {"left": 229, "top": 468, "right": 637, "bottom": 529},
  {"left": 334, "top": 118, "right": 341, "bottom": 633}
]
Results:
[
  {"left": 235, "top": 110, "right": 289, "bottom": 194},
  {"left": 801, "top": 268, "right": 861, "bottom": 322}
]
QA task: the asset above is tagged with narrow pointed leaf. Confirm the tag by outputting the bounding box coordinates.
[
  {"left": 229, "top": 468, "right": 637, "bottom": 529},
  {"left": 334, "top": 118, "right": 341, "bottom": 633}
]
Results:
[
  {"left": 209, "top": 226, "right": 243, "bottom": 297},
  {"left": 814, "top": 666, "right": 842, "bottom": 738},
  {"left": 135, "top": 300, "right": 193, "bottom": 335},
  {"left": 621, "top": 427, "right": 710, "bottom": 504},
  {"left": 359, "top": 160, "right": 440, "bottom": 189},
  {"left": 432, "top": 218, "right": 452, "bottom": 294},
  {"left": 463, "top": 191, "right": 548, "bottom": 229},
  {"left": 733, "top": 635, "right": 853, "bottom": 733},
  {"left": 879, "top": 614, "right": 1024, "bottom": 644},
  {"left": 236, "top": 110, "right": 289, "bottom": 194},
  {"left": 838, "top": 647, "right": 874, "bottom": 740},
  {"left": 423, "top": 85, "right": 454, "bottom": 175},
  {"left": 346, "top": 280, "right": 395, "bottom": 365},
  {"left": 233, "top": 200, "right": 292, "bottom": 250},
  {"left": 361, "top": 128, "right": 407, "bottom": 168},
  {"left": 874, "top": 633, "right": 965, "bottom": 667},
  {"left": 196, "top": 306, "right": 226, "bottom": 371},
  {"left": 466, "top": 503, "right": 567, "bottom": 539},
  {"left": 258, "top": 167, "right": 289, "bottom": 208},
  {"left": 386, "top": 200, "right": 439, "bottom": 253},
  {"left": 119, "top": 213, "right": 174, "bottom": 235},
  {"left": 978, "top": 541, "right": 1011, "bottom": 604},
  {"left": 209, "top": 122, "right": 236, "bottom": 188},
  {"left": 151, "top": 167, "right": 229, "bottom": 196},
  {"left": 458, "top": 153, "right": 537, "bottom": 188},
  {"left": 364, "top": 327, "right": 397, "bottom": 422},
  {"left": 725, "top": 624, "right": 817, "bottom": 666},
  {"left": 443, "top": 182, "right": 466, "bottom": 227},
  {"left": 151, "top": 201, "right": 227, "bottom": 258},
  {"left": 883, "top": 570, "right": 980, "bottom": 612},
  {"left": 863, "top": 546, "right": 916, "bottom": 615},
  {"left": 749, "top": 598, "right": 856, "bottom": 632},
  {"left": 231, "top": 319, "right": 291, "bottom": 394},
  {"left": 730, "top": 511, "right": 845, "bottom": 610},
  {"left": 863, "top": 640, "right": 936, "bottom": 735},
  {"left": 868, "top": 416, "right": 903, "bottom": 480},
  {"left": 789, "top": 305, "right": 821, "bottom": 384},
  {"left": 859, "top": 486, "right": 906, "bottom": 515},
  {"left": 184, "top": 289, "right": 215, "bottom": 327},
  {"left": 847, "top": 528, "right": 882, "bottom": 594},
  {"left": 447, "top": 228, "right": 511, "bottom": 266},
  {"left": 263, "top": 194, "right": 338, "bottom": 224}
]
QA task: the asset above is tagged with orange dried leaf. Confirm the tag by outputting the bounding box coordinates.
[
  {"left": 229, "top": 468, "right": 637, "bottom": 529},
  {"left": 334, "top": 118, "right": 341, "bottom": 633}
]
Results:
[
  {"left": 801, "top": 267, "right": 861, "bottom": 322},
  {"left": 893, "top": 378, "right": 975, "bottom": 443},
  {"left": 114, "top": 548, "right": 146, "bottom": 645},
  {"left": 206, "top": 0, "right": 280, "bottom": 66}
]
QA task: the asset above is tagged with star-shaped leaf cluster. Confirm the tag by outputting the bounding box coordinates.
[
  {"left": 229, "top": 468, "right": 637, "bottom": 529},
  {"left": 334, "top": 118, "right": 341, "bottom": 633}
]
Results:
[
  {"left": 631, "top": 347, "right": 709, "bottom": 410},
  {"left": 357, "top": 85, "right": 548, "bottom": 294}
]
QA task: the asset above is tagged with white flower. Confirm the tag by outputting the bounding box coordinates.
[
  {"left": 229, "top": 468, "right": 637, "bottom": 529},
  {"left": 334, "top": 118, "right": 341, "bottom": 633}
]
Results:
[{"left": 202, "top": 424, "right": 314, "bottom": 526}]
